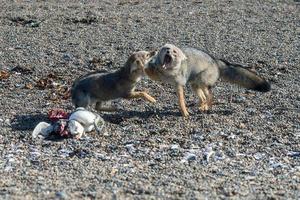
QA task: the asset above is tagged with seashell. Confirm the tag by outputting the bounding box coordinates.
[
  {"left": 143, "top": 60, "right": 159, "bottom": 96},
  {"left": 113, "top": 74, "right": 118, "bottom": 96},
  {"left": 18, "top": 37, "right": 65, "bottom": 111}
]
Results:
[{"left": 181, "top": 152, "right": 197, "bottom": 163}]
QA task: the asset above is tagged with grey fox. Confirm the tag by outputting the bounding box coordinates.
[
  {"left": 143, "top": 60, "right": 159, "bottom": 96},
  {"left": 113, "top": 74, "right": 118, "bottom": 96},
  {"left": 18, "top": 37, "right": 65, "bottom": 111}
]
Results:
[
  {"left": 145, "top": 44, "right": 271, "bottom": 117},
  {"left": 72, "top": 50, "right": 156, "bottom": 111}
]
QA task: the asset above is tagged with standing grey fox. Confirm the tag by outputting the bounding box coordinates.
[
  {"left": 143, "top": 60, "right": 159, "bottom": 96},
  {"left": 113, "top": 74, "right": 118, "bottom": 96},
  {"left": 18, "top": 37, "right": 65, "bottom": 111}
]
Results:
[
  {"left": 145, "top": 44, "right": 271, "bottom": 117},
  {"left": 71, "top": 50, "right": 156, "bottom": 111}
]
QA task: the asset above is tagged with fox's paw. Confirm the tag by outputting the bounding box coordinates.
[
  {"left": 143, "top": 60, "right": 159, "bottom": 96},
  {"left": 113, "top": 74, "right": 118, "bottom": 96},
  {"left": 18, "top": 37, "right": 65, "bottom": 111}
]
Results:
[
  {"left": 181, "top": 110, "right": 190, "bottom": 118},
  {"left": 147, "top": 96, "right": 157, "bottom": 103},
  {"left": 199, "top": 102, "right": 209, "bottom": 112},
  {"left": 142, "top": 92, "right": 156, "bottom": 103}
]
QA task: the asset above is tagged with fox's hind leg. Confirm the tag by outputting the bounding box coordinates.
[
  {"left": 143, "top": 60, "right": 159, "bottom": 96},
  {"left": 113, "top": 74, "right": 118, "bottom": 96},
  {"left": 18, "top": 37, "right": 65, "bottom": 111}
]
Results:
[
  {"left": 95, "top": 102, "right": 117, "bottom": 112},
  {"left": 203, "top": 87, "right": 213, "bottom": 108},
  {"left": 192, "top": 84, "right": 212, "bottom": 112},
  {"left": 72, "top": 90, "right": 90, "bottom": 108}
]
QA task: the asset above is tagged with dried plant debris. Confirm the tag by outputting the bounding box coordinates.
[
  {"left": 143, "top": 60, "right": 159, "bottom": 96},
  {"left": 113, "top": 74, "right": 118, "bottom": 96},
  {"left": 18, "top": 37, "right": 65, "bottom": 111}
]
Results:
[
  {"left": 8, "top": 16, "right": 41, "bottom": 27},
  {"left": 35, "top": 73, "right": 58, "bottom": 89},
  {"left": 57, "top": 85, "right": 71, "bottom": 100},
  {"left": 11, "top": 66, "right": 33, "bottom": 75},
  {"left": 66, "top": 12, "right": 98, "bottom": 24},
  {"left": 35, "top": 73, "right": 71, "bottom": 101},
  {"left": 117, "top": 0, "right": 142, "bottom": 6},
  {"left": 0, "top": 70, "right": 10, "bottom": 80},
  {"left": 24, "top": 83, "right": 34, "bottom": 89}
]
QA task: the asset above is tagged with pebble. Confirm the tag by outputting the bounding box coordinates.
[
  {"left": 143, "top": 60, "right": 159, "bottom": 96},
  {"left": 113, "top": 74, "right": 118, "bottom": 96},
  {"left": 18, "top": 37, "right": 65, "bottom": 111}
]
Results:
[
  {"left": 125, "top": 143, "right": 136, "bottom": 154},
  {"left": 269, "top": 158, "right": 288, "bottom": 169},
  {"left": 228, "top": 134, "right": 236, "bottom": 139},
  {"left": 234, "top": 96, "right": 246, "bottom": 103},
  {"left": 204, "top": 146, "right": 215, "bottom": 163},
  {"left": 4, "top": 119, "right": 11, "bottom": 126},
  {"left": 4, "top": 165, "right": 13, "bottom": 172},
  {"left": 253, "top": 152, "right": 265, "bottom": 160},
  {"left": 29, "top": 21, "right": 40, "bottom": 27},
  {"left": 181, "top": 152, "right": 196, "bottom": 163},
  {"left": 170, "top": 144, "right": 180, "bottom": 151},
  {"left": 59, "top": 149, "right": 72, "bottom": 158},
  {"left": 246, "top": 108, "right": 256, "bottom": 114},
  {"left": 56, "top": 191, "right": 68, "bottom": 199},
  {"left": 63, "top": 53, "right": 72, "bottom": 61},
  {"left": 95, "top": 153, "right": 109, "bottom": 161},
  {"left": 191, "top": 134, "right": 204, "bottom": 141},
  {"left": 15, "top": 84, "right": 24, "bottom": 88},
  {"left": 214, "top": 151, "right": 226, "bottom": 160},
  {"left": 287, "top": 151, "right": 300, "bottom": 157},
  {"left": 239, "top": 123, "right": 246, "bottom": 129}
]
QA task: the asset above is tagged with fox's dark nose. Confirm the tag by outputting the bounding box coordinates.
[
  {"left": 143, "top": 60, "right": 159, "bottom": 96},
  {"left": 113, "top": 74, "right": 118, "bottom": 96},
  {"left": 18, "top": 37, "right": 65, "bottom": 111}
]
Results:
[{"left": 163, "top": 47, "right": 171, "bottom": 54}]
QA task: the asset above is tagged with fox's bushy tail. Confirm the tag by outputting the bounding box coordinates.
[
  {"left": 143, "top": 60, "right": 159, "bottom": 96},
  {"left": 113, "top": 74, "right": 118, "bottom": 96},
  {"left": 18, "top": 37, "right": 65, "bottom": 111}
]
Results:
[{"left": 217, "top": 59, "right": 271, "bottom": 92}]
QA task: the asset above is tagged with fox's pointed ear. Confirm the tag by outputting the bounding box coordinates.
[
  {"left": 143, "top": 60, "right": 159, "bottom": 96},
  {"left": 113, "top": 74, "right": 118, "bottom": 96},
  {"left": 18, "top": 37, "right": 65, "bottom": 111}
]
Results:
[{"left": 174, "top": 47, "right": 187, "bottom": 60}]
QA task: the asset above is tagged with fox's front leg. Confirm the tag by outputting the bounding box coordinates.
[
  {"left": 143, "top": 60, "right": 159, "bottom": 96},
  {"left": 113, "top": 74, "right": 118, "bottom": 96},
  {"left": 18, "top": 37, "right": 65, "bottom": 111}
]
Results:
[
  {"left": 126, "top": 91, "right": 156, "bottom": 103},
  {"left": 95, "top": 102, "right": 117, "bottom": 112},
  {"left": 177, "top": 85, "right": 189, "bottom": 117}
]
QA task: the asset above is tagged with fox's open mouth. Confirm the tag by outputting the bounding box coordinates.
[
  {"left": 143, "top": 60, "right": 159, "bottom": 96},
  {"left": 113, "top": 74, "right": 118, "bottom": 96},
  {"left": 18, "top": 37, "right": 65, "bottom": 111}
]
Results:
[{"left": 162, "top": 54, "right": 172, "bottom": 69}]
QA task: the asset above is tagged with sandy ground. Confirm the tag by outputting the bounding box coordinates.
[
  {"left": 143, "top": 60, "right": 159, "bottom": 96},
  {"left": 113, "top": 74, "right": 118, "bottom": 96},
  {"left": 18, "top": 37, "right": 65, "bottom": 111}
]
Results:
[{"left": 0, "top": 0, "right": 299, "bottom": 199}]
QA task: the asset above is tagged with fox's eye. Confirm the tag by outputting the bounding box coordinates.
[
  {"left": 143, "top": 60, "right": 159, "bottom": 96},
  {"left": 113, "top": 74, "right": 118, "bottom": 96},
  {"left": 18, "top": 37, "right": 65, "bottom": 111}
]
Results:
[
  {"left": 173, "top": 50, "right": 177, "bottom": 54},
  {"left": 144, "top": 53, "right": 150, "bottom": 59}
]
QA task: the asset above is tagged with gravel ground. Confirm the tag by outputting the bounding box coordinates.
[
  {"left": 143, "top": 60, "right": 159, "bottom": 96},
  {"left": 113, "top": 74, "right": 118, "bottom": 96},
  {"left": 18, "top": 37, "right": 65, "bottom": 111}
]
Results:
[{"left": 0, "top": 0, "right": 299, "bottom": 199}]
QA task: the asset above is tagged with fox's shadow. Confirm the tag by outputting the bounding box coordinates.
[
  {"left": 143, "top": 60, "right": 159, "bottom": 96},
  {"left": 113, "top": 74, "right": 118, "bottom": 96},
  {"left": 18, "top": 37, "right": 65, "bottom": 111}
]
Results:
[
  {"left": 11, "top": 107, "right": 234, "bottom": 132},
  {"left": 101, "top": 107, "right": 233, "bottom": 124},
  {"left": 101, "top": 109, "right": 181, "bottom": 124},
  {"left": 198, "top": 109, "right": 234, "bottom": 116},
  {"left": 11, "top": 113, "right": 49, "bottom": 131}
]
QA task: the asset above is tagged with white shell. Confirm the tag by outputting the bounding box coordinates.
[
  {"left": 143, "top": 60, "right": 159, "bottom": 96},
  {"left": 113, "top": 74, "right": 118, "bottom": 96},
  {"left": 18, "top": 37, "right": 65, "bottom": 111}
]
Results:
[{"left": 32, "top": 122, "right": 53, "bottom": 138}]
